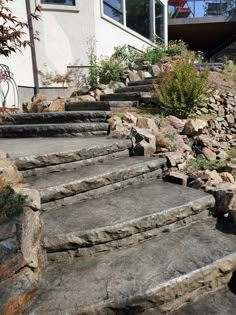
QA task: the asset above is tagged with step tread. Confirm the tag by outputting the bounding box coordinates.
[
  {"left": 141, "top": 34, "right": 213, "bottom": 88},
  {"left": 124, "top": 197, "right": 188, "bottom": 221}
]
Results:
[
  {"left": 0, "top": 138, "right": 130, "bottom": 159},
  {"left": 27, "top": 157, "right": 165, "bottom": 190},
  {"left": 128, "top": 78, "right": 158, "bottom": 86},
  {"left": 25, "top": 218, "right": 236, "bottom": 314},
  {"left": 0, "top": 122, "right": 108, "bottom": 128},
  {"left": 42, "top": 180, "right": 214, "bottom": 248}
]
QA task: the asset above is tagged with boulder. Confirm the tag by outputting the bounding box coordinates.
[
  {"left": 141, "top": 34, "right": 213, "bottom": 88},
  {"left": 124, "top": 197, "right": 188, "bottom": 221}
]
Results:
[
  {"left": 220, "top": 172, "right": 235, "bottom": 183},
  {"left": 202, "top": 147, "right": 217, "bottom": 161},
  {"left": 206, "top": 183, "right": 236, "bottom": 216},
  {"left": 133, "top": 140, "right": 155, "bottom": 156},
  {"left": 165, "top": 151, "right": 185, "bottom": 167},
  {"left": 136, "top": 117, "right": 158, "bottom": 132},
  {"left": 123, "top": 113, "right": 137, "bottom": 126},
  {"left": 131, "top": 127, "right": 156, "bottom": 152},
  {"left": 70, "top": 87, "right": 90, "bottom": 97},
  {"left": 227, "top": 163, "right": 236, "bottom": 180},
  {"left": 95, "top": 89, "right": 103, "bottom": 101},
  {"left": 44, "top": 98, "right": 65, "bottom": 112},
  {"left": 182, "top": 119, "right": 208, "bottom": 136},
  {"left": 75, "top": 95, "right": 96, "bottom": 102},
  {"left": 128, "top": 71, "right": 141, "bottom": 82}
]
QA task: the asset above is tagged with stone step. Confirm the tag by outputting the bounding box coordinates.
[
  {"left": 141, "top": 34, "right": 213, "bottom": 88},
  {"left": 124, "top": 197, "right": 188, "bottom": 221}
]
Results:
[
  {"left": 25, "top": 218, "right": 236, "bottom": 315},
  {"left": 0, "top": 123, "right": 108, "bottom": 138},
  {"left": 101, "top": 92, "right": 153, "bottom": 102},
  {"left": 26, "top": 157, "right": 166, "bottom": 206},
  {"left": 2, "top": 111, "right": 109, "bottom": 125},
  {"left": 109, "top": 101, "right": 139, "bottom": 112},
  {"left": 170, "top": 286, "right": 236, "bottom": 315},
  {"left": 65, "top": 102, "right": 110, "bottom": 111},
  {"left": 11, "top": 138, "right": 131, "bottom": 177},
  {"left": 42, "top": 180, "right": 214, "bottom": 258},
  {"left": 128, "top": 78, "right": 159, "bottom": 86},
  {"left": 115, "top": 84, "right": 155, "bottom": 93}
]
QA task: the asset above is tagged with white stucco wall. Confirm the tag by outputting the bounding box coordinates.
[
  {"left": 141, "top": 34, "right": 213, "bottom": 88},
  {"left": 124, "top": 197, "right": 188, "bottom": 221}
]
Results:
[{"left": 0, "top": 0, "right": 168, "bottom": 106}]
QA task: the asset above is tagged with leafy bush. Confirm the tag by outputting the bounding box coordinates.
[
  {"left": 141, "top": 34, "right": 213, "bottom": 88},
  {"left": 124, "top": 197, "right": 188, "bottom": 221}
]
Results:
[
  {"left": 0, "top": 181, "right": 27, "bottom": 221},
  {"left": 98, "top": 58, "right": 124, "bottom": 84},
  {"left": 157, "top": 53, "right": 209, "bottom": 118}
]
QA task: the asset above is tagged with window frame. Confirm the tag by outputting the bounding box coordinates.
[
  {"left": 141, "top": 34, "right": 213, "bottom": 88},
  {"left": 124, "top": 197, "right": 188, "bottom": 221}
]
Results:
[
  {"left": 36, "top": 0, "right": 79, "bottom": 12},
  {"left": 101, "top": 0, "right": 166, "bottom": 42}
]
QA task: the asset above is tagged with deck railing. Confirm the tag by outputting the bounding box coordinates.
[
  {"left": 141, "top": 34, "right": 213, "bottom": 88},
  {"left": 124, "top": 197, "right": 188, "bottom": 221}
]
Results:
[{"left": 168, "top": 0, "right": 236, "bottom": 18}]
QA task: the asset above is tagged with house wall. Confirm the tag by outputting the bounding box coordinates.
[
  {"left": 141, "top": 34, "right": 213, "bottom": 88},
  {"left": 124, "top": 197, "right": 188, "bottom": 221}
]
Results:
[{"left": 1, "top": 0, "right": 168, "bottom": 107}]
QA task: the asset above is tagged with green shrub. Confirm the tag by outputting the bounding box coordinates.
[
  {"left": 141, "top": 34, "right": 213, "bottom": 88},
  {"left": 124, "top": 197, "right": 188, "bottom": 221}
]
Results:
[
  {"left": 0, "top": 182, "right": 27, "bottom": 221},
  {"left": 157, "top": 53, "right": 209, "bottom": 118},
  {"left": 98, "top": 58, "right": 124, "bottom": 84},
  {"left": 166, "top": 40, "right": 188, "bottom": 57}
]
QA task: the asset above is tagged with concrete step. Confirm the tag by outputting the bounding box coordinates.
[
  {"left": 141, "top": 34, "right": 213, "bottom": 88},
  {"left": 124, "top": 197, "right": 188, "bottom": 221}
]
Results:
[
  {"left": 0, "top": 122, "right": 109, "bottom": 138},
  {"left": 128, "top": 78, "right": 159, "bottom": 86},
  {"left": 101, "top": 92, "right": 153, "bottom": 102},
  {"left": 115, "top": 84, "right": 155, "bottom": 93},
  {"left": 65, "top": 102, "right": 110, "bottom": 111},
  {"left": 25, "top": 218, "right": 236, "bottom": 315},
  {"left": 170, "top": 286, "right": 236, "bottom": 315},
  {"left": 10, "top": 138, "right": 131, "bottom": 177},
  {"left": 26, "top": 156, "right": 166, "bottom": 207},
  {"left": 42, "top": 180, "right": 214, "bottom": 259},
  {"left": 2, "top": 111, "right": 109, "bottom": 125}
]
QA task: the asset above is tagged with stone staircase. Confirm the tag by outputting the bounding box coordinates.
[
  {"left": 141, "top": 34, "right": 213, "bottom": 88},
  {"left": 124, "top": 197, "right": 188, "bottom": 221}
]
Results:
[
  {"left": 66, "top": 78, "right": 158, "bottom": 112},
  {"left": 0, "top": 111, "right": 109, "bottom": 137},
  {"left": 2, "top": 135, "right": 233, "bottom": 314}
]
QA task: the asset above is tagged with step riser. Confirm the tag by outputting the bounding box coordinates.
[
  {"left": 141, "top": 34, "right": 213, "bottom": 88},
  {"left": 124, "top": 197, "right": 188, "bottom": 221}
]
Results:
[
  {"left": 4, "top": 112, "right": 108, "bottom": 125},
  {"left": 101, "top": 92, "right": 153, "bottom": 102},
  {"left": 21, "top": 150, "right": 129, "bottom": 177},
  {"left": 115, "top": 85, "right": 154, "bottom": 93},
  {"left": 15, "top": 141, "right": 131, "bottom": 171},
  {"left": 42, "top": 169, "right": 163, "bottom": 211},
  {"left": 66, "top": 102, "right": 110, "bottom": 111},
  {"left": 0, "top": 124, "right": 108, "bottom": 138},
  {"left": 76, "top": 254, "right": 236, "bottom": 315},
  {"left": 128, "top": 79, "right": 159, "bottom": 86},
  {"left": 40, "top": 160, "right": 166, "bottom": 204},
  {"left": 45, "top": 206, "right": 211, "bottom": 259}
]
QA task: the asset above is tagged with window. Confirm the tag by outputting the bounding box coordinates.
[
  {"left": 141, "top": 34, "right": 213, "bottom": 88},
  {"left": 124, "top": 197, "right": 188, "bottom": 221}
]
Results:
[
  {"left": 155, "top": 0, "right": 164, "bottom": 40},
  {"left": 102, "top": 0, "right": 166, "bottom": 41},
  {"left": 41, "top": 0, "right": 75, "bottom": 5},
  {"left": 103, "top": 0, "right": 123, "bottom": 23},
  {"left": 126, "top": 0, "right": 151, "bottom": 39}
]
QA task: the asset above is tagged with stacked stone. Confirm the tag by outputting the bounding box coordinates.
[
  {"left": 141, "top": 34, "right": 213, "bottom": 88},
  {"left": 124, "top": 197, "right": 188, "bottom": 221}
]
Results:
[{"left": 195, "top": 93, "right": 236, "bottom": 137}]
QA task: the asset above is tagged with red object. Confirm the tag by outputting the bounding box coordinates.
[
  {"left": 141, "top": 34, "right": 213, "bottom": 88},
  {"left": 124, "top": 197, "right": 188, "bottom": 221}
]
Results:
[{"left": 168, "top": 0, "right": 191, "bottom": 18}]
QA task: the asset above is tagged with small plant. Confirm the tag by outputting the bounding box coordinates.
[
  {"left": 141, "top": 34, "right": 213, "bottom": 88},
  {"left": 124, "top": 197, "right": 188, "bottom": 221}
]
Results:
[
  {"left": 87, "top": 42, "right": 99, "bottom": 89},
  {"left": 0, "top": 175, "right": 27, "bottom": 221},
  {"left": 186, "top": 159, "right": 227, "bottom": 173},
  {"left": 156, "top": 53, "right": 209, "bottom": 118},
  {"left": 98, "top": 58, "right": 124, "bottom": 84}
]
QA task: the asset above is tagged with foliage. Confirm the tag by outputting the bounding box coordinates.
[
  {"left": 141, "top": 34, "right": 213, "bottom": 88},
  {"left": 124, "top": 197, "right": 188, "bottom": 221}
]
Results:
[
  {"left": 0, "top": 175, "right": 27, "bottom": 221},
  {"left": 87, "top": 43, "right": 99, "bottom": 89},
  {"left": 112, "top": 40, "right": 188, "bottom": 67},
  {"left": 223, "top": 63, "right": 236, "bottom": 82},
  {"left": 156, "top": 53, "right": 209, "bottom": 118},
  {"left": 38, "top": 65, "right": 73, "bottom": 87},
  {"left": 98, "top": 58, "right": 124, "bottom": 84},
  {"left": 186, "top": 159, "right": 227, "bottom": 172},
  {"left": 0, "top": 0, "right": 41, "bottom": 56},
  {"left": 226, "top": 147, "right": 236, "bottom": 159}
]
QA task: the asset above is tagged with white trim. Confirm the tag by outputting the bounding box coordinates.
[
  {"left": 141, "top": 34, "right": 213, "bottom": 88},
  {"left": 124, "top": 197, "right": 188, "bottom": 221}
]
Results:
[{"left": 36, "top": 0, "right": 79, "bottom": 12}]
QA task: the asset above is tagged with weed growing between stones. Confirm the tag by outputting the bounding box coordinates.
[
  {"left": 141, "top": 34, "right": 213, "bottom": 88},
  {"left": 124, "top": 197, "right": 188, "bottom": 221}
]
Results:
[{"left": 186, "top": 159, "right": 227, "bottom": 173}]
